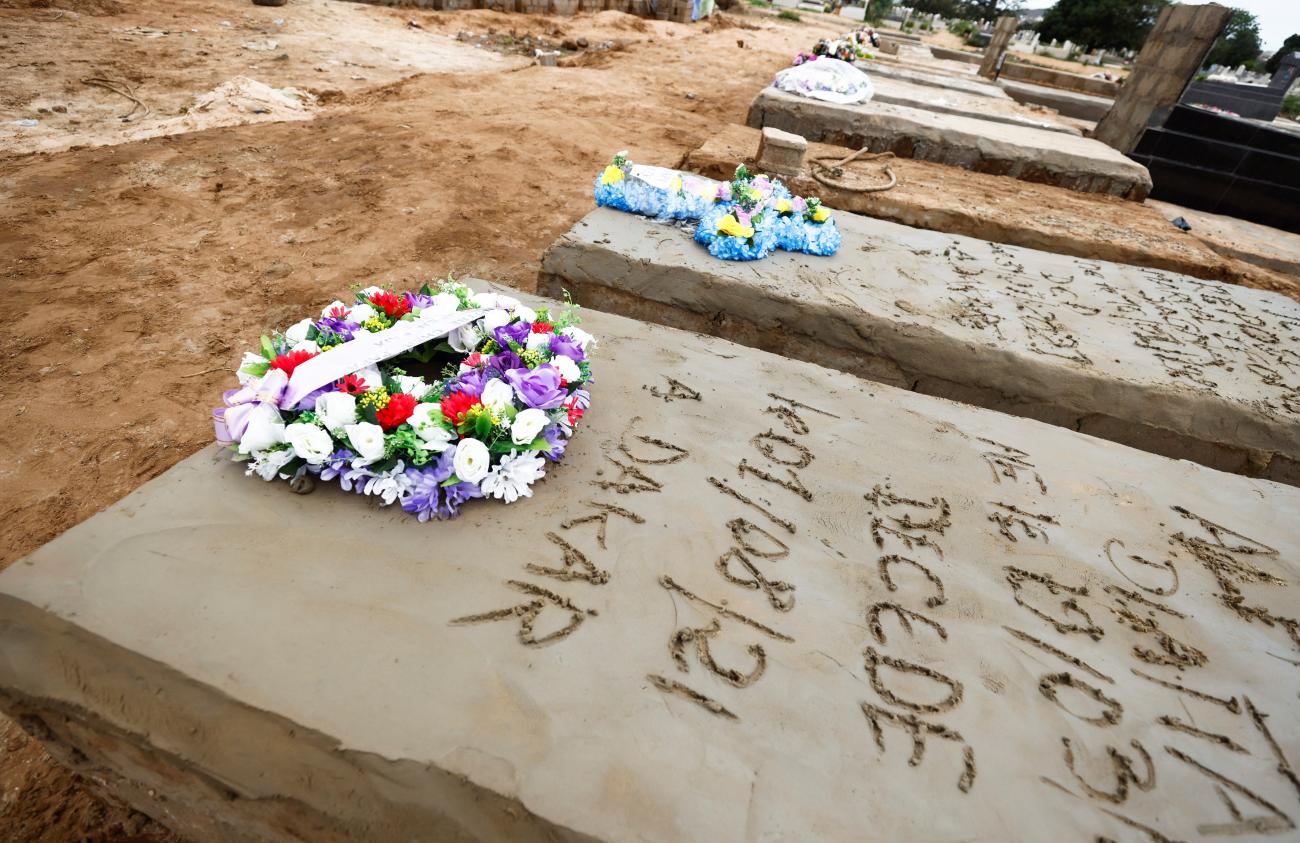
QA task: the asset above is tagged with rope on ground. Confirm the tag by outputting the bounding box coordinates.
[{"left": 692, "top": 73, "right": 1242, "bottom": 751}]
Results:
[
  {"left": 81, "top": 77, "right": 151, "bottom": 121},
  {"left": 808, "top": 148, "right": 897, "bottom": 193}
]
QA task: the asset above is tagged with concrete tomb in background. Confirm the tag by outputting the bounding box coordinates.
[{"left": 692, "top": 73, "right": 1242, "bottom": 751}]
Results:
[
  {"left": 2, "top": 287, "right": 1298, "bottom": 843},
  {"left": 542, "top": 206, "right": 1300, "bottom": 483},
  {"left": 746, "top": 86, "right": 1152, "bottom": 198}
]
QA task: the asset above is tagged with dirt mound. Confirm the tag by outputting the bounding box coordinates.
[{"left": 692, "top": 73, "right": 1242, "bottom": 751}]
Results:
[
  {"left": 0, "top": 0, "right": 124, "bottom": 14},
  {"left": 591, "top": 9, "right": 649, "bottom": 31}
]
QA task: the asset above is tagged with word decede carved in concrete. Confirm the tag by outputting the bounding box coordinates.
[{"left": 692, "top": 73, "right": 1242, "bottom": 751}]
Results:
[{"left": 0, "top": 286, "right": 1296, "bottom": 843}]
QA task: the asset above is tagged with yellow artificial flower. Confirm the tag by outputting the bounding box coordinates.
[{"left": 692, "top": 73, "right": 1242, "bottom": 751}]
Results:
[
  {"left": 600, "top": 165, "right": 625, "bottom": 185},
  {"left": 774, "top": 198, "right": 793, "bottom": 214},
  {"left": 669, "top": 176, "right": 683, "bottom": 193},
  {"left": 717, "top": 214, "right": 754, "bottom": 239},
  {"left": 812, "top": 207, "right": 831, "bottom": 223}
]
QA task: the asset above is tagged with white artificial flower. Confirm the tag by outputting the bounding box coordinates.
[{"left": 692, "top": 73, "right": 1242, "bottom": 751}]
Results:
[
  {"left": 321, "top": 299, "right": 349, "bottom": 319},
  {"left": 562, "top": 326, "right": 595, "bottom": 350},
  {"left": 449, "top": 323, "right": 481, "bottom": 353},
  {"left": 470, "top": 292, "right": 500, "bottom": 310},
  {"left": 495, "top": 294, "right": 521, "bottom": 311},
  {"left": 348, "top": 303, "right": 378, "bottom": 325},
  {"left": 418, "top": 292, "right": 461, "bottom": 318},
  {"left": 512, "top": 304, "right": 537, "bottom": 323},
  {"left": 359, "top": 464, "right": 413, "bottom": 506},
  {"left": 525, "top": 331, "right": 551, "bottom": 353},
  {"left": 284, "top": 318, "right": 314, "bottom": 345},
  {"left": 240, "top": 403, "right": 286, "bottom": 453},
  {"left": 315, "top": 392, "right": 358, "bottom": 432},
  {"left": 480, "top": 378, "right": 514, "bottom": 412},
  {"left": 452, "top": 438, "right": 490, "bottom": 483},
  {"left": 408, "top": 404, "right": 455, "bottom": 452},
  {"left": 550, "top": 354, "right": 581, "bottom": 384},
  {"left": 284, "top": 422, "right": 334, "bottom": 465},
  {"left": 358, "top": 285, "right": 386, "bottom": 298},
  {"left": 481, "top": 309, "right": 511, "bottom": 332},
  {"left": 345, "top": 421, "right": 387, "bottom": 466},
  {"left": 511, "top": 408, "right": 549, "bottom": 445},
  {"left": 246, "top": 448, "right": 295, "bottom": 481},
  {"left": 393, "top": 375, "right": 431, "bottom": 400},
  {"left": 291, "top": 338, "right": 320, "bottom": 354},
  {"left": 480, "top": 451, "right": 546, "bottom": 503},
  {"left": 236, "top": 351, "right": 267, "bottom": 385}
]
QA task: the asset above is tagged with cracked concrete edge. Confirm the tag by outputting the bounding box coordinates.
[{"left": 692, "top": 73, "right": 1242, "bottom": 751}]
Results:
[
  {"left": 537, "top": 223, "right": 1297, "bottom": 485},
  {"left": 745, "top": 87, "right": 1152, "bottom": 200},
  {"left": 0, "top": 592, "right": 601, "bottom": 843}
]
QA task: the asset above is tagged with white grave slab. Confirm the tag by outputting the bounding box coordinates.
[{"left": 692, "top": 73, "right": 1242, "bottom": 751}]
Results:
[
  {"left": 540, "top": 207, "right": 1300, "bottom": 483},
  {"left": 1, "top": 287, "right": 1298, "bottom": 843}
]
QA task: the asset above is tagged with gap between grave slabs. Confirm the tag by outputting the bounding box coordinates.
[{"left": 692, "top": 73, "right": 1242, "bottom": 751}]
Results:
[{"left": 1, "top": 285, "right": 1297, "bottom": 843}]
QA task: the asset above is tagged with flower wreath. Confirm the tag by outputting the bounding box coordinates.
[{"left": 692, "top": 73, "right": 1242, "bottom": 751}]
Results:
[
  {"left": 594, "top": 155, "right": 841, "bottom": 261},
  {"left": 213, "top": 281, "right": 595, "bottom": 521}
]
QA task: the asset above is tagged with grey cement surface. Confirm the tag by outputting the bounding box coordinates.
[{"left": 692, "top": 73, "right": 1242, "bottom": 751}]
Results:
[
  {"left": 999, "top": 78, "right": 1114, "bottom": 121},
  {"left": 746, "top": 86, "right": 1152, "bottom": 199},
  {"left": 541, "top": 208, "right": 1300, "bottom": 483},
  {"left": 857, "top": 61, "right": 1010, "bottom": 99},
  {"left": 3, "top": 283, "right": 1299, "bottom": 843},
  {"left": 1148, "top": 199, "right": 1300, "bottom": 277},
  {"left": 867, "top": 75, "right": 1081, "bottom": 135}
]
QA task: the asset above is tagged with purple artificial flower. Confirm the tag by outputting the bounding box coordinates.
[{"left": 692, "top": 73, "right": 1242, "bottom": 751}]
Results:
[
  {"left": 493, "top": 320, "right": 531, "bottom": 349},
  {"left": 318, "top": 449, "right": 356, "bottom": 482},
  {"left": 504, "top": 365, "right": 567, "bottom": 409},
  {"left": 541, "top": 423, "right": 568, "bottom": 462},
  {"left": 488, "top": 350, "right": 527, "bottom": 373},
  {"left": 452, "top": 368, "right": 488, "bottom": 397},
  {"left": 401, "top": 447, "right": 481, "bottom": 520},
  {"left": 315, "top": 316, "right": 358, "bottom": 342},
  {"left": 405, "top": 291, "right": 435, "bottom": 309},
  {"left": 549, "top": 333, "right": 586, "bottom": 363},
  {"left": 295, "top": 385, "right": 333, "bottom": 412}
]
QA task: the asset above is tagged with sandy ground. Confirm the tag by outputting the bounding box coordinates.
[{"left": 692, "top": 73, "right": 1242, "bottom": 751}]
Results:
[{"left": 0, "top": 2, "right": 1294, "bottom": 840}]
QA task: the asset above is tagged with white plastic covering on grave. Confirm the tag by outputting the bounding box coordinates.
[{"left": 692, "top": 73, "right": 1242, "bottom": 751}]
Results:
[{"left": 773, "top": 57, "right": 874, "bottom": 105}]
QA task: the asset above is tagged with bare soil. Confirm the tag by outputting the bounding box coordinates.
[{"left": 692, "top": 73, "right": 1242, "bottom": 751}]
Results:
[{"left": 0, "top": 2, "right": 1293, "bottom": 840}]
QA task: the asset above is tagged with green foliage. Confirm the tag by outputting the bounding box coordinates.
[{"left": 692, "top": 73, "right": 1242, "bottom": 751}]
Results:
[
  {"left": 778, "top": 9, "right": 800, "bottom": 21},
  {"left": 957, "top": 0, "right": 1022, "bottom": 21},
  {"left": 947, "top": 19, "right": 977, "bottom": 38},
  {"left": 1037, "top": 0, "right": 1167, "bottom": 53},
  {"left": 1265, "top": 34, "right": 1300, "bottom": 74},
  {"left": 1204, "top": 9, "right": 1263, "bottom": 70},
  {"left": 747, "top": 0, "right": 768, "bottom": 6},
  {"left": 1283, "top": 94, "right": 1300, "bottom": 121}
]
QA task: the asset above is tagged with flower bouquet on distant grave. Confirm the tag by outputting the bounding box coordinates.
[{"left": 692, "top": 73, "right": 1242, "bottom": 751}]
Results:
[
  {"left": 213, "top": 280, "right": 596, "bottom": 521},
  {"left": 593, "top": 150, "right": 634, "bottom": 211},
  {"left": 694, "top": 165, "right": 780, "bottom": 261}
]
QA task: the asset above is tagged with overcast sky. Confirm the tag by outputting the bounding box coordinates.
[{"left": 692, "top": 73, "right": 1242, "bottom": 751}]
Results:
[{"left": 1226, "top": 0, "right": 1297, "bottom": 51}]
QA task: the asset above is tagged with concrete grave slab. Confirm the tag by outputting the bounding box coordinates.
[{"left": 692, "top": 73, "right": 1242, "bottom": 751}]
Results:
[
  {"left": 1148, "top": 199, "right": 1300, "bottom": 278},
  {"left": 684, "top": 125, "right": 1295, "bottom": 295},
  {"left": 746, "top": 86, "right": 1152, "bottom": 199},
  {"left": 541, "top": 207, "right": 1300, "bottom": 483},
  {"left": 3, "top": 285, "right": 1299, "bottom": 843},
  {"left": 855, "top": 60, "right": 1012, "bottom": 100},
  {"left": 865, "top": 75, "right": 1081, "bottom": 135},
  {"left": 998, "top": 78, "right": 1114, "bottom": 122}
]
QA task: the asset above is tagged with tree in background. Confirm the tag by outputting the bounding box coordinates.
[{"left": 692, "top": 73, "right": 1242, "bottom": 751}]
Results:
[
  {"left": 1036, "top": 0, "right": 1168, "bottom": 53},
  {"left": 908, "top": 0, "right": 961, "bottom": 16},
  {"left": 958, "top": 0, "right": 1022, "bottom": 21},
  {"left": 1265, "top": 33, "right": 1300, "bottom": 74},
  {"left": 1203, "top": 9, "right": 1263, "bottom": 69}
]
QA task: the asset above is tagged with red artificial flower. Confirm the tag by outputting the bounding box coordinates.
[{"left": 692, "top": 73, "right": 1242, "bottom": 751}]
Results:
[
  {"left": 270, "top": 349, "right": 318, "bottom": 378},
  {"left": 463, "top": 351, "right": 483, "bottom": 368},
  {"left": 336, "top": 374, "right": 369, "bottom": 394},
  {"left": 327, "top": 304, "right": 350, "bottom": 318},
  {"left": 368, "top": 290, "right": 410, "bottom": 320},
  {"left": 376, "top": 392, "right": 418, "bottom": 431},
  {"left": 564, "top": 395, "right": 585, "bottom": 427},
  {"left": 440, "top": 391, "right": 481, "bottom": 427},
  {"left": 531, "top": 322, "right": 555, "bottom": 334}
]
